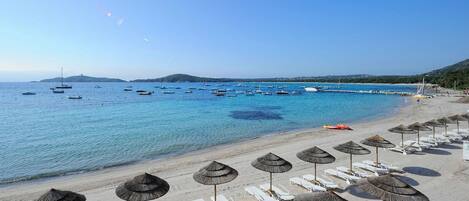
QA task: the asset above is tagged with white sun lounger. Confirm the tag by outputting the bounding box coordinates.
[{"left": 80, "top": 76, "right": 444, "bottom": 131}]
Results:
[
  {"left": 362, "top": 160, "right": 403, "bottom": 173},
  {"left": 289, "top": 177, "right": 326, "bottom": 192},
  {"left": 389, "top": 142, "right": 417, "bottom": 155},
  {"left": 447, "top": 131, "right": 469, "bottom": 138},
  {"left": 423, "top": 135, "right": 451, "bottom": 145},
  {"left": 302, "top": 174, "right": 339, "bottom": 189},
  {"left": 336, "top": 166, "right": 371, "bottom": 178},
  {"left": 324, "top": 169, "right": 360, "bottom": 184},
  {"left": 210, "top": 195, "right": 230, "bottom": 201},
  {"left": 245, "top": 186, "right": 278, "bottom": 201},
  {"left": 403, "top": 140, "right": 432, "bottom": 151},
  {"left": 418, "top": 137, "right": 439, "bottom": 146},
  {"left": 352, "top": 162, "right": 388, "bottom": 176},
  {"left": 259, "top": 183, "right": 295, "bottom": 201},
  {"left": 435, "top": 133, "right": 462, "bottom": 143}
]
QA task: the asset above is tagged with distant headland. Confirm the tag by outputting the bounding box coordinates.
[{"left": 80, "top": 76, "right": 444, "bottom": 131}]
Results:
[
  {"left": 39, "top": 59, "right": 469, "bottom": 89},
  {"left": 40, "top": 75, "right": 126, "bottom": 83}
]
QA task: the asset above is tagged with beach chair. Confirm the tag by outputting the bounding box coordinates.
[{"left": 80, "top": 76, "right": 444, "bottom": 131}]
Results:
[
  {"left": 289, "top": 177, "right": 326, "bottom": 192},
  {"left": 336, "top": 166, "right": 371, "bottom": 178},
  {"left": 302, "top": 174, "right": 339, "bottom": 189},
  {"left": 418, "top": 137, "right": 439, "bottom": 146},
  {"left": 245, "top": 186, "right": 278, "bottom": 201},
  {"left": 193, "top": 199, "right": 205, "bottom": 201},
  {"left": 210, "top": 195, "right": 230, "bottom": 201},
  {"left": 435, "top": 133, "right": 462, "bottom": 143},
  {"left": 362, "top": 160, "right": 403, "bottom": 173},
  {"left": 447, "top": 131, "right": 469, "bottom": 138},
  {"left": 403, "top": 140, "right": 432, "bottom": 151},
  {"left": 423, "top": 135, "right": 451, "bottom": 145},
  {"left": 259, "top": 183, "right": 295, "bottom": 201},
  {"left": 352, "top": 162, "right": 388, "bottom": 176},
  {"left": 324, "top": 169, "right": 360, "bottom": 184},
  {"left": 389, "top": 142, "right": 417, "bottom": 155}
]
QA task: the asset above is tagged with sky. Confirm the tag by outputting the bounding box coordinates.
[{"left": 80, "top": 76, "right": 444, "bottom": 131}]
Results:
[{"left": 0, "top": 0, "right": 469, "bottom": 81}]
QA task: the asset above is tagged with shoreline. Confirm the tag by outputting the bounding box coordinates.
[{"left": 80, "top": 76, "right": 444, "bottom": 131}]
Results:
[
  {"left": 1, "top": 96, "right": 468, "bottom": 200},
  {"left": 0, "top": 96, "right": 407, "bottom": 187}
]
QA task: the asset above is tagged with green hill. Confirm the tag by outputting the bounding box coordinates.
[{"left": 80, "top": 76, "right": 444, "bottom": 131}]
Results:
[
  {"left": 425, "top": 59, "right": 469, "bottom": 89},
  {"left": 132, "top": 74, "right": 235, "bottom": 82},
  {"left": 41, "top": 75, "right": 126, "bottom": 82}
]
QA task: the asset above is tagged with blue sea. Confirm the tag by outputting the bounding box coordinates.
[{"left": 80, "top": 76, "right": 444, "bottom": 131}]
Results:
[{"left": 0, "top": 82, "right": 414, "bottom": 185}]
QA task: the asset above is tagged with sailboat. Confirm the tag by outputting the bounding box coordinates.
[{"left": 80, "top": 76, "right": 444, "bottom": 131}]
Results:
[
  {"left": 414, "top": 76, "right": 429, "bottom": 99},
  {"left": 55, "top": 67, "right": 72, "bottom": 89}
]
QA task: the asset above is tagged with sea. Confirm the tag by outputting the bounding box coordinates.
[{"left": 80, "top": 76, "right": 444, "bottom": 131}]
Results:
[{"left": 0, "top": 82, "right": 415, "bottom": 185}]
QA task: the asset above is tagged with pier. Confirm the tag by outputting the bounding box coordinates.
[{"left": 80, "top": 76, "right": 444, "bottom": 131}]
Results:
[{"left": 319, "top": 89, "right": 415, "bottom": 96}]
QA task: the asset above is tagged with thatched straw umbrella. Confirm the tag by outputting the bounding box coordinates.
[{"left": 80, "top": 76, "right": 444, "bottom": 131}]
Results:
[
  {"left": 37, "top": 188, "right": 86, "bottom": 201},
  {"left": 297, "top": 146, "right": 335, "bottom": 182},
  {"left": 357, "top": 174, "right": 429, "bottom": 201},
  {"left": 388, "top": 125, "right": 417, "bottom": 147},
  {"left": 115, "top": 173, "right": 169, "bottom": 201},
  {"left": 438, "top": 117, "right": 455, "bottom": 136},
  {"left": 361, "top": 135, "right": 395, "bottom": 165},
  {"left": 407, "top": 122, "right": 431, "bottom": 145},
  {"left": 193, "top": 161, "right": 238, "bottom": 201},
  {"left": 251, "top": 153, "right": 292, "bottom": 193},
  {"left": 333, "top": 141, "right": 370, "bottom": 172},
  {"left": 424, "top": 119, "right": 445, "bottom": 138},
  {"left": 449, "top": 115, "right": 468, "bottom": 133},
  {"left": 293, "top": 191, "right": 347, "bottom": 201}
]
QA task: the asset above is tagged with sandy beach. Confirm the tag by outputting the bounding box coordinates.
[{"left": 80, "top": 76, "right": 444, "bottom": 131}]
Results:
[{"left": 1, "top": 95, "right": 469, "bottom": 201}]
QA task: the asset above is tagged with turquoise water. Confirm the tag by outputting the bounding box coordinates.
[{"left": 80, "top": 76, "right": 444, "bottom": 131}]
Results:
[{"left": 0, "top": 82, "right": 413, "bottom": 184}]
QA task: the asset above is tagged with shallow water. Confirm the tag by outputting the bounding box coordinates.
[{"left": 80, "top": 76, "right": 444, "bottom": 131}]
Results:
[{"left": 0, "top": 82, "right": 414, "bottom": 184}]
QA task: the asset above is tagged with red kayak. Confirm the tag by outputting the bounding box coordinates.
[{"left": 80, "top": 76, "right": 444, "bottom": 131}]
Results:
[{"left": 323, "top": 124, "right": 353, "bottom": 130}]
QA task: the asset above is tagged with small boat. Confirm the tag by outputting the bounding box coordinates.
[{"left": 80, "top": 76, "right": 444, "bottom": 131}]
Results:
[
  {"left": 185, "top": 90, "right": 193, "bottom": 93},
  {"left": 22, "top": 92, "right": 36, "bottom": 95},
  {"left": 323, "top": 124, "right": 353, "bottom": 130},
  {"left": 304, "top": 87, "right": 319, "bottom": 92},
  {"left": 174, "top": 87, "right": 181, "bottom": 89},
  {"left": 53, "top": 89, "right": 64, "bottom": 94},
  {"left": 215, "top": 92, "right": 225, "bottom": 96},
  {"left": 136, "top": 90, "right": 146, "bottom": 93},
  {"left": 68, "top": 96, "right": 82, "bottom": 99},
  {"left": 255, "top": 89, "right": 263, "bottom": 94},
  {"left": 163, "top": 91, "right": 175, "bottom": 94},
  {"left": 55, "top": 67, "right": 72, "bottom": 89},
  {"left": 276, "top": 90, "right": 289, "bottom": 95},
  {"left": 124, "top": 88, "right": 133, "bottom": 91},
  {"left": 139, "top": 91, "right": 153, "bottom": 95},
  {"left": 291, "top": 91, "right": 302, "bottom": 95},
  {"left": 263, "top": 92, "right": 272, "bottom": 96}
]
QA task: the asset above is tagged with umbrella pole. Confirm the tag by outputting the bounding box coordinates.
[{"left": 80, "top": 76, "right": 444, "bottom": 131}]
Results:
[
  {"left": 417, "top": 130, "right": 420, "bottom": 145},
  {"left": 433, "top": 126, "right": 436, "bottom": 138},
  {"left": 457, "top": 121, "right": 460, "bottom": 133},
  {"left": 401, "top": 133, "right": 404, "bottom": 147},
  {"left": 349, "top": 153, "right": 353, "bottom": 172},
  {"left": 269, "top": 172, "right": 273, "bottom": 193},
  {"left": 445, "top": 123, "right": 447, "bottom": 136},
  {"left": 375, "top": 147, "right": 379, "bottom": 165},
  {"left": 214, "top": 185, "right": 217, "bottom": 201},
  {"left": 314, "top": 163, "right": 317, "bottom": 182}
]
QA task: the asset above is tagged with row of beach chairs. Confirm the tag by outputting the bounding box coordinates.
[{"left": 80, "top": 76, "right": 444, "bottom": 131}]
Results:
[{"left": 389, "top": 128, "right": 469, "bottom": 154}]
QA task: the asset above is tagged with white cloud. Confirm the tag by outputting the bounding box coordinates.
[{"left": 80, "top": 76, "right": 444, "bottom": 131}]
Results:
[
  {"left": 143, "top": 37, "right": 150, "bottom": 43},
  {"left": 106, "top": 12, "right": 112, "bottom": 17}
]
